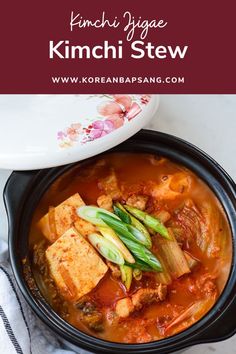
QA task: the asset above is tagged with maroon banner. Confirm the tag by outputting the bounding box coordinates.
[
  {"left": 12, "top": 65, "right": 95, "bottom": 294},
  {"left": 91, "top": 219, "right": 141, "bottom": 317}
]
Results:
[{"left": 0, "top": 0, "right": 235, "bottom": 93}]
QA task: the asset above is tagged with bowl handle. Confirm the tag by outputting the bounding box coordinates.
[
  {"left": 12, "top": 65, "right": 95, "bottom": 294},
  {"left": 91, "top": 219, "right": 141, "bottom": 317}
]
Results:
[
  {"left": 197, "top": 296, "right": 236, "bottom": 342},
  {"left": 3, "top": 171, "right": 39, "bottom": 221}
]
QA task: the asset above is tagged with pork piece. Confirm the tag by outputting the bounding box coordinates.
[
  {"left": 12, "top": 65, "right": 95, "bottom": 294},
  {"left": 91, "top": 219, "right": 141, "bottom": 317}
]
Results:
[
  {"left": 97, "top": 194, "right": 113, "bottom": 211},
  {"left": 106, "top": 260, "right": 121, "bottom": 279},
  {"left": 115, "top": 298, "right": 134, "bottom": 318},
  {"left": 115, "top": 285, "right": 167, "bottom": 318},
  {"left": 126, "top": 194, "right": 149, "bottom": 211},
  {"left": 98, "top": 169, "right": 121, "bottom": 200},
  {"left": 132, "top": 285, "right": 167, "bottom": 310},
  {"left": 145, "top": 172, "right": 192, "bottom": 201},
  {"left": 38, "top": 193, "right": 95, "bottom": 242},
  {"left": 46, "top": 227, "right": 108, "bottom": 301}
]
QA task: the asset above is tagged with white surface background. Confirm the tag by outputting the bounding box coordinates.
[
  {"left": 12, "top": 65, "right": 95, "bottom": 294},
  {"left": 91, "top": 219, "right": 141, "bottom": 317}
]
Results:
[{"left": 0, "top": 94, "right": 236, "bottom": 353}]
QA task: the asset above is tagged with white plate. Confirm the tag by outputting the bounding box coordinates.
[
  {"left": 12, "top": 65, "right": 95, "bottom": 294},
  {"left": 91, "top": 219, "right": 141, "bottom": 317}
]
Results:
[{"left": 0, "top": 94, "right": 160, "bottom": 170}]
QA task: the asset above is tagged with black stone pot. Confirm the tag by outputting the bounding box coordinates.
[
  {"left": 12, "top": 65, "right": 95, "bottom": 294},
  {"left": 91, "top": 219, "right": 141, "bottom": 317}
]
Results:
[{"left": 4, "top": 130, "right": 236, "bottom": 353}]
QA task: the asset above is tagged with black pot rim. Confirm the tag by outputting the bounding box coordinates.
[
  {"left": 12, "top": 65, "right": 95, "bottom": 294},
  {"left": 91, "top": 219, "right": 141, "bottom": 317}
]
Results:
[{"left": 5, "top": 130, "right": 236, "bottom": 353}]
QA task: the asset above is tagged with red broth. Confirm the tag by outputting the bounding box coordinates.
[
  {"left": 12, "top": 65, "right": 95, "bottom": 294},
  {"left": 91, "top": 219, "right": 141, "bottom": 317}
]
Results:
[{"left": 29, "top": 153, "right": 232, "bottom": 343}]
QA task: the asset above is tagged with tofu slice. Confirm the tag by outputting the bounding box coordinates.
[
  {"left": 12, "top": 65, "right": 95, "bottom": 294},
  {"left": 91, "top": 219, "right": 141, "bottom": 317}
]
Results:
[
  {"left": 46, "top": 227, "right": 108, "bottom": 301},
  {"left": 38, "top": 193, "right": 95, "bottom": 242}
]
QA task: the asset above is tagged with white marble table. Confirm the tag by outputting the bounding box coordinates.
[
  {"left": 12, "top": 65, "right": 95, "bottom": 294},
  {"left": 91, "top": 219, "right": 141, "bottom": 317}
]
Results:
[{"left": 0, "top": 94, "right": 236, "bottom": 353}]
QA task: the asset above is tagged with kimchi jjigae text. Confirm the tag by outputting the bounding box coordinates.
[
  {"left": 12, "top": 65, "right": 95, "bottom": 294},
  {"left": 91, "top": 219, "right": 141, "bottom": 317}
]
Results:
[{"left": 29, "top": 153, "right": 232, "bottom": 343}]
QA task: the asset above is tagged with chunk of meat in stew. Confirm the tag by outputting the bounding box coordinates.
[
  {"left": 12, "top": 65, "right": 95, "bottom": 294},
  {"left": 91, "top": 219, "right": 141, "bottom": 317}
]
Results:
[{"left": 115, "top": 285, "right": 167, "bottom": 318}]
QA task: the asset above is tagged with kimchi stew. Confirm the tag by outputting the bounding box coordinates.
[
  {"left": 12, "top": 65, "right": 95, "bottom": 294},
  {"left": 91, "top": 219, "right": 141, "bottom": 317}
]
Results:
[{"left": 29, "top": 153, "right": 232, "bottom": 343}]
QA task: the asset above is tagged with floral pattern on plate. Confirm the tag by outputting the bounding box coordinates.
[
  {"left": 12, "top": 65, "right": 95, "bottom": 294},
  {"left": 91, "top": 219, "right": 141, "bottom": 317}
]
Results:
[{"left": 57, "top": 94, "right": 151, "bottom": 148}]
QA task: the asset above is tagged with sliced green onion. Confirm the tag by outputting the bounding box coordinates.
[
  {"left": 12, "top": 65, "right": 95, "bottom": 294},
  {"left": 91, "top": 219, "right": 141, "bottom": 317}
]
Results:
[
  {"left": 88, "top": 233, "right": 124, "bottom": 265},
  {"left": 129, "top": 218, "right": 152, "bottom": 242},
  {"left": 115, "top": 202, "right": 152, "bottom": 246},
  {"left": 98, "top": 226, "right": 135, "bottom": 264},
  {"left": 125, "top": 258, "right": 154, "bottom": 272},
  {"left": 126, "top": 224, "right": 152, "bottom": 249},
  {"left": 98, "top": 212, "right": 134, "bottom": 238},
  {"left": 118, "top": 234, "right": 162, "bottom": 272},
  {"left": 97, "top": 212, "right": 147, "bottom": 246},
  {"left": 124, "top": 205, "right": 171, "bottom": 239},
  {"left": 77, "top": 206, "right": 119, "bottom": 226},
  {"left": 120, "top": 265, "right": 133, "bottom": 290},
  {"left": 113, "top": 204, "right": 131, "bottom": 224}
]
